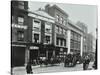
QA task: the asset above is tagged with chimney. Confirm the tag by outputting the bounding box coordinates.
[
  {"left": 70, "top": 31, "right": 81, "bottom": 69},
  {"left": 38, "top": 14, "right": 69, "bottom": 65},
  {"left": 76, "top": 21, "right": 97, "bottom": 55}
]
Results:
[{"left": 45, "top": 4, "right": 50, "bottom": 13}]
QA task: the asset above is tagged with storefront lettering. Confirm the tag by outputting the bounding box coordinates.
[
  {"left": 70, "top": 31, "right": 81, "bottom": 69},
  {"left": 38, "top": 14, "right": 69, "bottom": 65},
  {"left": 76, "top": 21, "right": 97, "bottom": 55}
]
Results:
[
  {"left": 30, "top": 46, "right": 39, "bottom": 50},
  {"left": 12, "top": 24, "right": 27, "bottom": 29}
]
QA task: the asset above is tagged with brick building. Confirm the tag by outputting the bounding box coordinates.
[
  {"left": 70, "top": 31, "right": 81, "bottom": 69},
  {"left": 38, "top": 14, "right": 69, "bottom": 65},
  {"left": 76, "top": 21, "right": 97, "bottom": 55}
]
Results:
[
  {"left": 11, "top": 1, "right": 29, "bottom": 66},
  {"left": 28, "top": 9, "right": 55, "bottom": 62},
  {"left": 45, "top": 4, "right": 84, "bottom": 61}
]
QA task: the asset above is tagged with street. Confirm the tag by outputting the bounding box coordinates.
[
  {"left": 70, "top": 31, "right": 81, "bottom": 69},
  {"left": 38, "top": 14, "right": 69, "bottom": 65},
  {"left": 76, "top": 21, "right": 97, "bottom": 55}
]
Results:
[{"left": 12, "top": 62, "right": 94, "bottom": 75}]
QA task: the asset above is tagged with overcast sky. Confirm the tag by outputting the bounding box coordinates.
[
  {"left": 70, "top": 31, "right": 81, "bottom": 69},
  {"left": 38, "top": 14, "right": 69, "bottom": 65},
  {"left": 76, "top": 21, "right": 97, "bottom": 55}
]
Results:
[{"left": 29, "top": 1, "right": 97, "bottom": 37}]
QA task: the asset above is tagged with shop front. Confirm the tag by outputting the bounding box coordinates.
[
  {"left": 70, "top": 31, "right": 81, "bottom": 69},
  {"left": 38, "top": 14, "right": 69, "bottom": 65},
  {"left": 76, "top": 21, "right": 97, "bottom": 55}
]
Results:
[
  {"left": 27, "top": 43, "right": 40, "bottom": 65},
  {"left": 11, "top": 42, "right": 27, "bottom": 67},
  {"left": 43, "top": 44, "right": 55, "bottom": 60},
  {"left": 55, "top": 47, "right": 68, "bottom": 62}
]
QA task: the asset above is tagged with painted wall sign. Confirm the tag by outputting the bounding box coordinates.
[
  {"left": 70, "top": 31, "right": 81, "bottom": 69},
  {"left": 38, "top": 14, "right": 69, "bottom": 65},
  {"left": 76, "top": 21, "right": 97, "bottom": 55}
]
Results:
[{"left": 12, "top": 24, "right": 27, "bottom": 29}]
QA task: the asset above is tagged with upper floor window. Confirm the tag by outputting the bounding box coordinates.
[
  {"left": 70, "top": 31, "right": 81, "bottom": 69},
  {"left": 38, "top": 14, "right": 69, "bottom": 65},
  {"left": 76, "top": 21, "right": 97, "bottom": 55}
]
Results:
[
  {"left": 17, "top": 31, "right": 24, "bottom": 41},
  {"left": 78, "top": 35, "right": 81, "bottom": 41},
  {"left": 45, "top": 22, "right": 52, "bottom": 33},
  {"left": 60, "top": 17, "right": 63, "bottom": 24},
  {"left": 56, "top": 14, "right": 59, "bottom": 22},
  {"left": 59, "top": 27, "right": 63, "bottom": 34},
  {"left": 45, "top": 35, "right": 50, "bottom": 44},
  {"left": 63, "top": 29, "right": 67, "bottom": 35},
  {"left": 60, "top": 39, "right": 63, "bottom": 46},
  {"left": 56, "top": 26, "right": 59, "bottom": 33},
  {"left": 33, "top": 19, "right": 41, "bottom": 31},
  {"left": 34, "top": 33, "right": 39, "bottom": 43},
  {"left": 71, "top": 31, "right": 74, "bottom": 39},
  {"left": 18, "top": 1, "right": 24, "bottom": 9},
  {"left": 18, "top": 17, "right": 24, "bottom": 25},
  {"left": 56, "top": 38, "right": 59, "bottom": 45},
  {"left": 63, "top": 20, "right": 66, "bottom": 25}
]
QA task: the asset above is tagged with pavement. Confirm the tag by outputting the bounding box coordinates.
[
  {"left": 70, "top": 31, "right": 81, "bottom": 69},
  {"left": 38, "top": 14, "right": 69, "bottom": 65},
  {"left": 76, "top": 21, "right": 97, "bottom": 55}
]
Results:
[{"left": 12, "top": 62, "right": 94, "bottom": 75}]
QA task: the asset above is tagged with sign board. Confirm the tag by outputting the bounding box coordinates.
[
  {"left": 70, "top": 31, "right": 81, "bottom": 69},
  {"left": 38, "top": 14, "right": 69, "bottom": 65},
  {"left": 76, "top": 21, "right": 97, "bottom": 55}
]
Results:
[
  {"left": 12, "top": 24, "right": 27, "bottom": 29},
  {"left": 30, "top": 46, "right": 39, "bottom": 50}
]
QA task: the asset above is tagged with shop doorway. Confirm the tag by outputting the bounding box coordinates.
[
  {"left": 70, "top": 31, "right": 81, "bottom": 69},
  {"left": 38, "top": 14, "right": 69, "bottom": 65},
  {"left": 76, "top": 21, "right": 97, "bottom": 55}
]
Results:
[{"left": 11, "top": 46, "right": 25, "bottom": 67}]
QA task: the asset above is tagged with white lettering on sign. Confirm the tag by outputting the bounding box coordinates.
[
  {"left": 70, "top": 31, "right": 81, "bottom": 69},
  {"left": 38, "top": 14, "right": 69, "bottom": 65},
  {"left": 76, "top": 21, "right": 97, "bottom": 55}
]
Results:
[
  {"left": 12, "top": 24, "right": 27, "bottom": 29},
  {"left": 30, "top": 46, "right": 39, "bottom": 50}
]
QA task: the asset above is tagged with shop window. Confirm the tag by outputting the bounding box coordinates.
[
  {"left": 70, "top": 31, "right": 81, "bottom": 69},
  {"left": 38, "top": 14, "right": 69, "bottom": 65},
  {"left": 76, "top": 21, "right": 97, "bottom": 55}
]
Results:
[
  {"left": 17, "top": 31, "right": 24, "bottom": 41},
  {"left": 34, "top": 33, "right": 39, "bottom": 43},
  {"left": 18, "top": 16, "right": 24, "bottom": 25}
]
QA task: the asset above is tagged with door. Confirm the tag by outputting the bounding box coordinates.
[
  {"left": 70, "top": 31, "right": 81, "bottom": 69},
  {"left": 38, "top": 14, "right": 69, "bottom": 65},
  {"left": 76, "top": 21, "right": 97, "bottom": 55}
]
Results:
[{"left": 11, "top": 46, "right": 25, "bottom": 67}]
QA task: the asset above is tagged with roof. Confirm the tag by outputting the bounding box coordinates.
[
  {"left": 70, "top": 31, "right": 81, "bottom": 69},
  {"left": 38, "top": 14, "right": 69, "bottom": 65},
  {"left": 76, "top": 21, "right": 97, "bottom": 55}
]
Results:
[
  {"left": 68, "top": 19, "right": 83, "bottom": 32},
  {"left": 29, "top": 10, "right": 55, "bottom": 20},
  {"left": 51, "top": 4, "right": 69, "bottom": 17}
]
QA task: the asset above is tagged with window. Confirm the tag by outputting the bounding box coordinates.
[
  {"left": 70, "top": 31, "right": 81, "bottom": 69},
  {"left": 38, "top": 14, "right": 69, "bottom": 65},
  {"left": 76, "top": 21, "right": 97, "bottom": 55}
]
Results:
[
  {"left": 56, "top": 26, "right": 59, "bottom": 33},
  {"left": 18, "top": 17, "right": 24, "bottom": 25},
  {"left": 63, "top": 20, "right": 66, "bottom": 25},
  {"left": 45, "top": 22, "right": 52, "bottom": 33},
  {"left": 45, "top": 36, "right": 50, "bottom": 44},
  {"left": 60, "top": 17, "right": 63, "bottom": 24},
  {"left": 56, "top": 14, "right": 59, "bottom": 22},
  {"left": 17, "top": 31, "right": 24, "bottom": 41},
  {"left": 71, "top": 31, "right": 74, "bottom": 39},
  {"left": 33, "top": 20, "right": 41, "bottom": 31},
  {"left": 18, "top": 1, "right": 24, "bottom": 9},
  {"left": 78, "top": 35, "right": 81, "bottom": 41},
  {"left": 63, "top": 29, "right": 67, "bottom": 35},
  {"left": 60, "top": 39, "right": 63, "bottom": 46},
  {"left": 59, "top": 27, "right": 63, "bottom": 34},
  {"left": 70, "top": 40, "right": 74, "bottom": 49},
  {"left": 34, "top": 33, "right": 39, "bottom": 43},
  {"left": 56, "top": 38, "right": 59, "bottom": 45},
  {"left": 64, "top": 39, "right": 66, "bottom": 47}
]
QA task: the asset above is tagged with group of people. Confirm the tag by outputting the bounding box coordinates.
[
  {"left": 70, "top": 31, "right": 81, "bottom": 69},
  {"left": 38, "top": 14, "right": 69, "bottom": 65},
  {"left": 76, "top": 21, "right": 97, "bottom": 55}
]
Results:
[{"left": 25, "top": 55, "right": 94, "bottom": 74}]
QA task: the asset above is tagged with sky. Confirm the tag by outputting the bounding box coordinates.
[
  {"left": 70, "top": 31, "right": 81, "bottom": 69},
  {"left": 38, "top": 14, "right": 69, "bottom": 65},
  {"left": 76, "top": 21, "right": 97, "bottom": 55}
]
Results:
[{"left": 29, "top": 1, "right": 97, "bottom": 38}]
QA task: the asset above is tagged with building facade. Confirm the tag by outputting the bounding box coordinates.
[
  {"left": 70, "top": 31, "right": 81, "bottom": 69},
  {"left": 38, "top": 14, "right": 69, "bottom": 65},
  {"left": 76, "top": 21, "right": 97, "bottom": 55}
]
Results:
[
  {"left": 76, "top": 21, "right": 88, "bottom": 55},
  {"left": 11, "top": 1, "right": 29, "bottom": 66},
  {"left": 11, "top": 2, "right": 87, "bottom": 66},
  {"left": 28, "top": 9, "right": 55, "bottom": 62},
  {"left": 45, "top": 4, "right": 84, "bottom": 61},
  {"left": 45, "top": 4, "right": 69, "bottom": 61}
]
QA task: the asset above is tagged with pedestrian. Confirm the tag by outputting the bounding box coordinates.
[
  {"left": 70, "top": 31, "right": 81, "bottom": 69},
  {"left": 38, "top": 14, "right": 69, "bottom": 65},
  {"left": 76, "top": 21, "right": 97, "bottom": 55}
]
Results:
[
  {"left": 83, "top": 55, "right": 90, "bottom": 70},
  {"left": 26, "top": 62, "right": 33, "bottom": 74}
]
